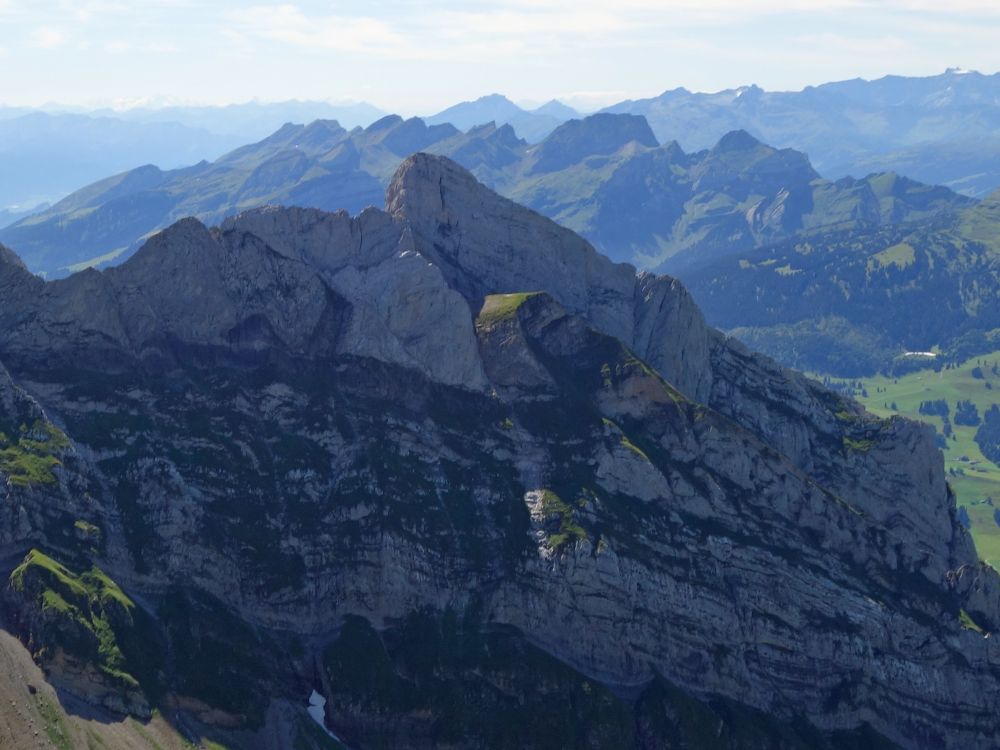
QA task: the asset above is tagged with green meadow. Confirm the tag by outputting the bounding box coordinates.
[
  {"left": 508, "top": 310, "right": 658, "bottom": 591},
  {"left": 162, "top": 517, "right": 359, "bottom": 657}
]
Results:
[{"left": 820, "top": 352, "right": 1000, "bottom": 569}]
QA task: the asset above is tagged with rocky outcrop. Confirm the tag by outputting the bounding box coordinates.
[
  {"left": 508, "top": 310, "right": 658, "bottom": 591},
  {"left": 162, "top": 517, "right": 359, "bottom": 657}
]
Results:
[
  {"left": 2, "top": 550, "right": 154, "bottom": 718},
  {"left": 0, "top": 153, "right": 996, "bottom": 749},
  {"left": 387, "top": 151, "right": 640, "bottom": 346}
]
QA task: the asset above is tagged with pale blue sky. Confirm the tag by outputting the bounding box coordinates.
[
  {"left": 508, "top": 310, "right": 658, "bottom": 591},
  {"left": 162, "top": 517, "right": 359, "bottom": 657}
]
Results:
[{"left": 1, "top": 0, "right": 998, "bottom": 113}]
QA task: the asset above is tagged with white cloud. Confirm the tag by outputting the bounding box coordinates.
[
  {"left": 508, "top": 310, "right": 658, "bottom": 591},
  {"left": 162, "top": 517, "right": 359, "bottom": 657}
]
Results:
[
  {"left": 229, "top": 4, "right": 408, "bottom": 54},
  {"left": 0, "top": 0, "right": 998, "bottom": 109},
  {"left": 69, "top": 1, "right": 131, "bottom": 22},
  {"left": 431, "top": 7, "right": 633, "bottom": 37},
  {"left": 104, "top": 39, "right": 130, "bottom": 54},
  {"left": 227, "top": 3, "right": 543, "bottom": 61},
  {"left": 30, "top": 26, "right": 66, "bottom": 49},
  {"left": 478, "top": 0, "right": 867, "bottom": 22},
  {"left": 104, "top": 38, "right": 176, "bottom": 54},
  {"left": 498, "top": 0, "right": 995, "bottom": 11},
  {"left": 894, "top": 0, "right": 1000, "bottom": 12}
]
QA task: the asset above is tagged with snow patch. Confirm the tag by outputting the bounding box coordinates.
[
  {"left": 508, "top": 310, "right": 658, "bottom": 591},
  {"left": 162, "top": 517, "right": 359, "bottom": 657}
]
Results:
[{"left": 308, "top": 690, "right": 345, "bottom": 745}]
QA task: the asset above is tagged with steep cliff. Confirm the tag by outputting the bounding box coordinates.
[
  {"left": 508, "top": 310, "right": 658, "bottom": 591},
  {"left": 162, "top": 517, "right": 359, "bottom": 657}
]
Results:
[{"left": 0, "top": 154, "right": 996, "bottom": 750}]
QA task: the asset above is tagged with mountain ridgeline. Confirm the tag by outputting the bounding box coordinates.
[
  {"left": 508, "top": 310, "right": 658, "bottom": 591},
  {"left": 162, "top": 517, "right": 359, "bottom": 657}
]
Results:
[
  {"left": 0, "top": 154, "right": 998, "bottom": 749},
  {"left": 0, "top": 111, "right": 971, "bottom": 279},
  {"left": 0, "top": 112, "right": 246, "bottom": 213},
  {"left": 4, "top": 105, "right": 1000, "bottom": 381},
  {"left": 602, "top": 68, "right": 1000, "bottom": 198},
  {"left": 424, "top": 92, "right": 579, "bottom": 142},
  {"left": 681, "top": 188, "right": 1000, "bottom": 375},
  {"left": 6, "top": 67, "right": 1000, "bottom": 227}
]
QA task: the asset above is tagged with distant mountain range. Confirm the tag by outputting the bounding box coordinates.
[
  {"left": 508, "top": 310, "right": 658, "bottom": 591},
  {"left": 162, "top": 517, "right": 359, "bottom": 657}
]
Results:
[
  {"left": 5, "top": 71, "right": 1000, "bottom": 379},
  {"left": 91, "top": 99, "right": 388, "bottom": 141},
  {"left": 0, "top": 115, "right": 469, "bottom": 274},
  {"left": 0, "top": 112, "right": 970, "bottom": 278},
  {"left": 0, "top": 96, "right": 574, "bottom": 219},
  {"left": 425, "top": 93, "right": 580, "bottom": 142},
  {"left": 5, "top": 68, "right": 1000, "bottom": 219},
  {"left": 681, "top": 190, "right": 1000, "bottom": 375},
  {"left": 498, "top": 120, "right": 971, "bottom": 275},
  {"left": 0, "top": 102, "right": 396, "bottom": 217},
  {"left": 603, "top": 68, "right": 1000, "bottom": 197},
  {"left": 0, "top": 113, "right": 245, "bottom": 212}
]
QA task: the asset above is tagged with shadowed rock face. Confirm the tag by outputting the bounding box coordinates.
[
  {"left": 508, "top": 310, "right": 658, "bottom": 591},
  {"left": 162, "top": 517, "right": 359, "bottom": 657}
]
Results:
[{"left": 0, "top": 153, "right": 997, "bottom": 750}]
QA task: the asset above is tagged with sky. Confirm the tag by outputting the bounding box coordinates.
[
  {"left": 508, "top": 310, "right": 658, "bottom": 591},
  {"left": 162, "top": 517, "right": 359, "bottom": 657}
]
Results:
[{"left": 0, "top": 0, "right": 999, "bottom": 114}]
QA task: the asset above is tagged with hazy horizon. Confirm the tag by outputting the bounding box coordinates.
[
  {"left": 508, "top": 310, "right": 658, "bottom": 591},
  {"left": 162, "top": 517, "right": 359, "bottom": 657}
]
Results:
[
  {"left": 1, "top": 65, "right": 997, "bottom": 120},
  {"left": 2, "top": 1, "right": 999, "bottom": 115}
]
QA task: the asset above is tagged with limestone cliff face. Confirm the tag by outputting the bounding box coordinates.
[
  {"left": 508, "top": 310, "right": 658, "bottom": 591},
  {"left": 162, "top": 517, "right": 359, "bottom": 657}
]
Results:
[
  {"left": 385, "top": 154, "right": 974, "bottom": 597},
  {"left": 0, "top": 359, "right": 105, "bottom": 560},
  {"left": 0, "top": 155, "right": 997, "bottom": 750},
  {"left": 386, "top": 151, "right": 639, "bottom": 346}
]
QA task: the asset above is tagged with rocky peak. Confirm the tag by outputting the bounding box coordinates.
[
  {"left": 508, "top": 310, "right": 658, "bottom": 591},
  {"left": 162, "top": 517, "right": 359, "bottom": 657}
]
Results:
[
  {"left": 659, "top": 139, "right": 688, "bottom": 164},
  {"left": 387, "top": 152, "right": 639, "bottom": 344},
  {"left": 364, "top": 114, "right": 404, "bottom": 133},
  {"left": 425, "top": 93, "right": 525, "bottom": 130},
  {"left": 488, "top": 122, "right": 524, "bottom": 149},
  {"left": 734, "top": 83, "right": 764, "bottom": 100},
  {"left": 653, "top": 85, "right": 692, "bottom": 101},
  {"left": 470, "top": 93, "right": 518, "bottom": 109},
  {"left": 532, "top": 99, "right": 578, "bottom": 119},
  {"left": 712, "top": 128, "right": 765, "bottom": 153},
  {"left": 258, "top": 121, "right": 301, "bottom": 143},
  {"left": 373, "top": 116, "right": 460, "bottom": 156},
  {"left": 692, "top": 131, "right": 819, "bottom": 201},
  {"left": 528, "top": 113, "right": 659, "bottom": 174},
  {"left": 290, "top": 119, "right": 347, "bottom": 151}
]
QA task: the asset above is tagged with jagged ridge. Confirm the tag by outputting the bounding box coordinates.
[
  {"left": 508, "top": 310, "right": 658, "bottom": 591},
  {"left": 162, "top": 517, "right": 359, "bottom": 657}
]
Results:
[{"left": 0, "top": 154, "right": 996, "bottom": 749}]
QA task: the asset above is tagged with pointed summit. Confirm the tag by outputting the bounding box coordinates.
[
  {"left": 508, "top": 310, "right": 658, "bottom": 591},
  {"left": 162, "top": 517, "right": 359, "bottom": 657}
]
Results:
[
  {"left": 365, "top": 114, "right": 404, "bottom": 133},
  {"left": 426, "top": 94, "right": 524, "bottom": 130},
  {"left": 532, "top": 99, "right": 579, "bottom": 119},
  {"left": 292, "top": 119, "right": 347, "bottom": 150},
  {"left": 713, "top": 129, "right": 765, "bottom": 153},
  {"left": 387, "top": 152, "right": 638, "bottom": 343}
]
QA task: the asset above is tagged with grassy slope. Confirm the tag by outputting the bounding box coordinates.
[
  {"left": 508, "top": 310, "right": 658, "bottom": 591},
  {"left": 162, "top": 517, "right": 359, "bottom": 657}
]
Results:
[
  {"left": 0, "top": 624, "right": 195, "bottom": 750},
  {"left": 0, "top": 618, "right": 336, "bottom": 750},
  {"left": 0, "top": 421, "right": 70, "bottom": 486},
  {"left": 821, "top": 352, "right": 1000, "bottom": 567},
  {"left": 477, "top": 292, "right": 543, "bottom": 324}
]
